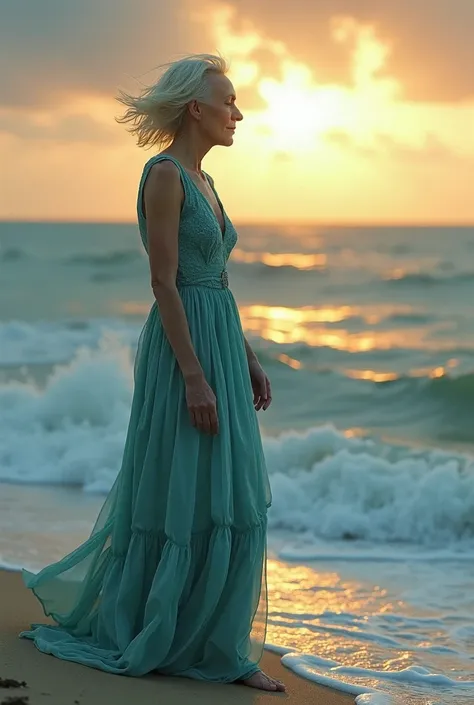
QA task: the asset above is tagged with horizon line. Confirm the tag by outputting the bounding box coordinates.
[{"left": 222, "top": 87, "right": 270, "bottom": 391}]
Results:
[{"left": 1, "top": 218, "right": 474, "bottom": 228}]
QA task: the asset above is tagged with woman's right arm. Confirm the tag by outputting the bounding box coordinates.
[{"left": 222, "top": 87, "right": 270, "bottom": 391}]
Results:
[{"left": 143, "top": 161, "right": 219, "bottom": 435}]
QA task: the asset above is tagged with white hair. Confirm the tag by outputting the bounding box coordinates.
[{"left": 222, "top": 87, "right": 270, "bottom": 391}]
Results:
[{"left": 115, "top": 53, "right": 229, "bottom": 150}]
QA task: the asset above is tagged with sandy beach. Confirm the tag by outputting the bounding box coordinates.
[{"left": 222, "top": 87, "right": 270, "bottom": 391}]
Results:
[{"left": 0, "top": 568, "right": 354, "bottom": 705}]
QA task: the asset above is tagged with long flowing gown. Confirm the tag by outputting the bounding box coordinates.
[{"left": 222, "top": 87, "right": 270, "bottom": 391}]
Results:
[{"left": 19, "top": 154, "right": 272, "bottom": 682}]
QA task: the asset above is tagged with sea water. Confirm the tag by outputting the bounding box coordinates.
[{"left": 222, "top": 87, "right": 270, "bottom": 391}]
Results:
[{"left": 2, "top": 221, "right": 474, "bottom": 704}]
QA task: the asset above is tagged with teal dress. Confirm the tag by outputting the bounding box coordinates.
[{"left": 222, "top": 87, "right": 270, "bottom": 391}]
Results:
[{"left": 19, "top": 154, "right": 272, "bottom": 682}]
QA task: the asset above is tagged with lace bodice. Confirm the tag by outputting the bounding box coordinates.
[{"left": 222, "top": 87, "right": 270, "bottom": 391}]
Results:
[{"left": 137, "top": 154, "right": 237, "bottom": 288}]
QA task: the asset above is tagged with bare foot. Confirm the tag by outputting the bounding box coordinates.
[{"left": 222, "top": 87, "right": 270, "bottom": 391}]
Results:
[{"left": 240, "top": 670, "right": 286, "bottom": 692}]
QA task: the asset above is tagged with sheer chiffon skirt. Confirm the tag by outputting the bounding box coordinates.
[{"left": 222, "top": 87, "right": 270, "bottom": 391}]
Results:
[{"left": 20, "top": 286, "right": 272, "bottom": 682}]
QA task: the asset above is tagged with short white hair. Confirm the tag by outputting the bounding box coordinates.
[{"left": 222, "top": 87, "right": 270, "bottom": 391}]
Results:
[{"left": 116, "top": 53, "right": 229, "bottom": 150}]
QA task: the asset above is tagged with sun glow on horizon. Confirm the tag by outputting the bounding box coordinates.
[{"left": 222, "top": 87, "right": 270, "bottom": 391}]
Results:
[
  {"left": 192, "top": 4, "right": 474, "bottom": 223},
  {"left": 2, "top": 2, "right": 474, "bottom": 222}
]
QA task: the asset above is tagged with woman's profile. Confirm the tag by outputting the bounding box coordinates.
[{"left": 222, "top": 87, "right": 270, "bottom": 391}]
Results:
[{"left": 19, "top": 53, "right": 285, "bottom": 693}]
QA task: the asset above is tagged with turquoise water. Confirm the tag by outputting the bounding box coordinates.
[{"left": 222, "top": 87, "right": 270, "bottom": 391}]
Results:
[{"left": 2, "top": 221, "right": 474, "bottom": 703}]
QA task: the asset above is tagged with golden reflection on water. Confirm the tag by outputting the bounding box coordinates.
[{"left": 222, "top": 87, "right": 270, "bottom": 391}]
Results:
[
  {"left": 231, "top": 248, "right": 327, "bottom": 270},
  {"left": 242, "top": 304, "right": 354, "bottom": 324},
  {"left": 240, "top": 304, "right": 422, "bottom": 352},
  {"left": 424, "top": 358, "right": 459, "bottom": 379},
  {"left": 344, "top": 428, "right": 370, "bottom": 438},
  {"left": 239, "top": 304, "right": 456, "bottom": 353},
  {"left": 384, "top": 267, "right": 418, "bottom": 281},
  {"left": 346, "top": 358, "right": 460, "bottom": 382},
  {"left": 266, "top": 557, "right": 396, "bottom": 666},
  {"left": 277, "top": 354, "right": 302, "bottom": 369},
  {"left": 118, "top": 301, "right": 151, "bottom": 315},
  {"left": 116, "top": 301, "right": 458, "bottom": 365},
  {"left": 345, "top": 369, "right": 399, "bottom": 382},
  {"left": 240, "top": 304, "right": 379, "bottom": 350},
  {"left": 114, "top": 302, "right": 461, "bottom": 386}
]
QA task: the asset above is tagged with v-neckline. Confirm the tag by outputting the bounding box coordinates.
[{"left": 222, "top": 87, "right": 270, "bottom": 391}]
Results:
[
  {"left": 155, "top": 154, "right": 226, "bottom": 239},
  {"left": 203, "top": 173, "right": 226, "bottom": 239},
  {"left": 192, "top": 174, "right": 226, "bottom": 239},
  {"left": 185, "top": 167, "right": 226, "bottom": 239}
]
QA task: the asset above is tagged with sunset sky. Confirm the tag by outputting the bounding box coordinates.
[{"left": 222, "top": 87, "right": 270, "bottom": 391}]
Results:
[{"left": 1, "top": 0, "right": 473, "bottom": 224}]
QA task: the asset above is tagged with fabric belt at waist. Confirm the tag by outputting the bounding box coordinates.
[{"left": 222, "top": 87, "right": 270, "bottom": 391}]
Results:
[{"left": 177, "top": 269, "right": 229, "bottom": 289}]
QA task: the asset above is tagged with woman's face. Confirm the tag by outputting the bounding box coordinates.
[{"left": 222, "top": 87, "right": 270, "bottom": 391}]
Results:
[{"left": 196, "top": 73, "right": 243, "bottom": 147}]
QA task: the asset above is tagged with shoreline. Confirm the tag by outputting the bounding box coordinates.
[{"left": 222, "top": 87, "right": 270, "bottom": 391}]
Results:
[{"left": 0, "top": 568, "right": 355, "bottom": 705}]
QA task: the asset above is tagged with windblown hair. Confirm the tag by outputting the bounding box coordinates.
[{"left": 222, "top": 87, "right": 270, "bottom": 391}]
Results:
[{"left": 115, "top": 53, "right": 229, "bottom": 150}]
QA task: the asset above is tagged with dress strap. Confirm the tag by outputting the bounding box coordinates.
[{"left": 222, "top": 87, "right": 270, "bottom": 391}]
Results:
[{"left": 136, "top": 154, "right": 190, "bottom": 225}]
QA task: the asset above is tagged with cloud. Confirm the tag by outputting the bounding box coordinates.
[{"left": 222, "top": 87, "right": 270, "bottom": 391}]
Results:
[
  {"left": 0, "top": 110, "right": 122, "bottom": 144},
  {"left": 218, "top": 0, "right": 474, "bottom": 102},
  {"left": 0, "top": 0, "right": 198, "bottom": 109},
  {"left": 373, "top": 134, "right": 466, "bottom": 164},
  {"left": 1, "top": 0, "right": 473, "bottom": 224},
  {"left": 324, "top": 130, "right": 467, "bottom": 164},
  {"left": 3, "top": 0, "right": 472, "bottom": 112}
]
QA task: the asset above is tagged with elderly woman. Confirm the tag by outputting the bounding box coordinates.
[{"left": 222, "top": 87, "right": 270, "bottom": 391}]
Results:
[{"left": 19, "top": 54, "right": 284, "bottom": 693}]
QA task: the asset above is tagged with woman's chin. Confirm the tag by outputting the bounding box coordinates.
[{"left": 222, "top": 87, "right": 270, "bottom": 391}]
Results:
[{"left": 213, "top": 132, "right": 235, "bottom": 147}]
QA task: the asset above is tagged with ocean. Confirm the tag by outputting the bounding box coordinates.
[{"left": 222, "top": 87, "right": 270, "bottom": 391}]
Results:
[{"left": 2, "top": 220, "right": 474, "bottom": 704}]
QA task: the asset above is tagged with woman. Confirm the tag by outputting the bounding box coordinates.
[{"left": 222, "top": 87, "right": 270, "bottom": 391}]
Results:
[{"left": 19, "top": 53, "right": 285, "bottom": 693}]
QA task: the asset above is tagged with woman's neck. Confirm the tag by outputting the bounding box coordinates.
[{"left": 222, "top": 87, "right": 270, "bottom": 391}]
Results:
[{"left": 164, "top": 130, "right": 210, "bottom": 174}]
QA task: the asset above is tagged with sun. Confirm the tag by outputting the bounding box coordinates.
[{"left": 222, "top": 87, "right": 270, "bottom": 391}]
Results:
[
  {"left": 204, "top": 8, "right": 401, "bottom": 155},
  {"left": 252, "top": 60, "right": 355, "bottom": 151},
  {"left": 254, "top": 61, "right": 352, "bottom": 151}
]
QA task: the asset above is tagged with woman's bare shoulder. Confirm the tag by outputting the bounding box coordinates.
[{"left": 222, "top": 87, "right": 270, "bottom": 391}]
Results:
[
  {"left": 144, "top": 160, "right": 182, "bottom": 202},
  {"left": 143, "top": 159, "right": 183, "bottom": 217},
  {"left": 147, "top": 158, "right": 181, "bottom": 183}
]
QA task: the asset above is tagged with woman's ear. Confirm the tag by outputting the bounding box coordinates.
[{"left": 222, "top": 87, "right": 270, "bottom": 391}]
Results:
[{"left": 188, "top": 100, "right": 202, "bottom": 121}]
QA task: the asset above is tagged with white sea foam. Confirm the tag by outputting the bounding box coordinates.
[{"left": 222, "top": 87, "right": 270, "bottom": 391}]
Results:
[
  {"left": 0, "top": 318, "right": 142, "bottom": 367},
  {"left": 2, "top": 330, "right": 474, "bottom": 704},
  {"left": 3, "top": 216, "right": 474, "bottom": 705},
  {"left": 2, "top": 335, "right": 474, "bottom": 549},
  {"left": 271, "top": 648, "right": 474, "bottom": 704},
  {"left": 265, "top": 427, "right": 474, "bottom": 547},
  {"left": 0, "top": 334, "right": 134, "bottom": 492}
]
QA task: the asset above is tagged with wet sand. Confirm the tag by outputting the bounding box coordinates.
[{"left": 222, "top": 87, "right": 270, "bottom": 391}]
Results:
[{"left": 0, "top": 568, "right": 355, "bottom": 705}]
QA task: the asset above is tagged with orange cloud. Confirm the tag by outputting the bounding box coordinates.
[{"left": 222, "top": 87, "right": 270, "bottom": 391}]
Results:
[
  {"left": 1, "top": 0, "right": 474, "bottom": 223},
  {"left": 211, "top": 0, "right": 474, "bottom": 102}
]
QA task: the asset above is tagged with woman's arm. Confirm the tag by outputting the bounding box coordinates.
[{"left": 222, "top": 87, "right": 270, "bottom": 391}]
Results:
[
  {"left": 244, "top": 337, "right": 272, "bottom": 411},
  {"left": 144, "top": 161, "right": 202, "bottom": 379},
  {"left": 244, "top": 336, "right": 258, "bottom": 365},
  {"left": 143, "top": 160, "right": 218, "bottom": 434}
]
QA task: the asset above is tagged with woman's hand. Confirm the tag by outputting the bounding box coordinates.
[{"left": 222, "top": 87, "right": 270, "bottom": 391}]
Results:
[
  {"left": 248, "top": 359, "right": 272, "bottom": 411},
  {"left": 185, "top": 373, "right": 219, "bottom": 435}
]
